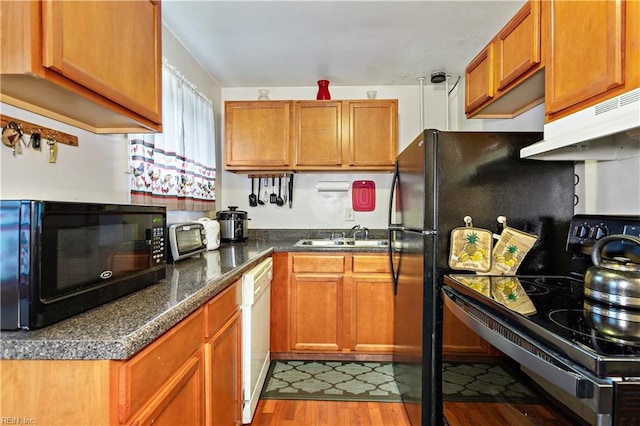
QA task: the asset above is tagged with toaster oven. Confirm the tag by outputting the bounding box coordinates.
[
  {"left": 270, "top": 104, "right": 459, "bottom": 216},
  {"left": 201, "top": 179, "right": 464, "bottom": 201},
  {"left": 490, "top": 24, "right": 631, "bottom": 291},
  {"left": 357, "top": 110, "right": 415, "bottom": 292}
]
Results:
[{"left": 167, "top": 222, "right": 207, "bottom": 261}]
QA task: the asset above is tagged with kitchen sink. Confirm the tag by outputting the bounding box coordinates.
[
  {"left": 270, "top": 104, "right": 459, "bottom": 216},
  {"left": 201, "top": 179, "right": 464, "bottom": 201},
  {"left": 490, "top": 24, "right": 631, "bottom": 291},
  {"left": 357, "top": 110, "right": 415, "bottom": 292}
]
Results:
[{"left": 294, "top": 239, "right": 389, "bottom": 247}]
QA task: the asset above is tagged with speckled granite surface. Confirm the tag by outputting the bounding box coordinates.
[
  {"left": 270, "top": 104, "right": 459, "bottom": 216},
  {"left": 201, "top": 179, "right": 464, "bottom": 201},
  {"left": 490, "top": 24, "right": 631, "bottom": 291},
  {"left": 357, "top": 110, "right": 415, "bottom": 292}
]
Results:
[{"left": 0, "top": 232, "right": 388, "bottom": 360}]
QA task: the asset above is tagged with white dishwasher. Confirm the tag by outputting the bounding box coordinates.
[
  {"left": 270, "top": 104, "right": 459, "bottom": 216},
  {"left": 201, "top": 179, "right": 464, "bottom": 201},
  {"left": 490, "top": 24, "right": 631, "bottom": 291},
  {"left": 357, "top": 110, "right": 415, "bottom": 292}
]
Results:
[{"left": 241, "top": 257, "right": 272, "bottom": 424}]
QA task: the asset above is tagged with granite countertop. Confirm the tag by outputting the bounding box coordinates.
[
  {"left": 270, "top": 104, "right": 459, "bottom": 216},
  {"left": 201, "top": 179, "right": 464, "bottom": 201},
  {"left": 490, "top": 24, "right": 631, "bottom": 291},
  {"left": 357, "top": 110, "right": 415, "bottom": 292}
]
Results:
[{"left": 0, "top": 231, "right": 388, "bottom": 361}]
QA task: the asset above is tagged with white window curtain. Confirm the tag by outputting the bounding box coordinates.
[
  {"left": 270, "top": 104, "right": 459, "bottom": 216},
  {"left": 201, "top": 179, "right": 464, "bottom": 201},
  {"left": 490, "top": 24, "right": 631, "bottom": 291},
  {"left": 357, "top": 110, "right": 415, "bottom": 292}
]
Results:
[{"left": 129, "top": 58, "right": 216, "bottom": 211}]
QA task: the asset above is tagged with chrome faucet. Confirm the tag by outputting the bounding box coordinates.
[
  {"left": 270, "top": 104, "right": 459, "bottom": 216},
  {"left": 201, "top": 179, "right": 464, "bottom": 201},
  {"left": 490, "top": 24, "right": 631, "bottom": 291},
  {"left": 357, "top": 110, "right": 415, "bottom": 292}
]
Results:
[{"left": 351, "top": 225, "right": 369, "bottom": 240}]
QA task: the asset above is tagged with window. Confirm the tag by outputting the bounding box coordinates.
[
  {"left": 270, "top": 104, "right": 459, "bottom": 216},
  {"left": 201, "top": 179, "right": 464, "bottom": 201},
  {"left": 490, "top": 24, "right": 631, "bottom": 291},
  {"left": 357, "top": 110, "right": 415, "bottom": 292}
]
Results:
[{"left": 129, "top": 58, "right": 216, "bottom": 211}]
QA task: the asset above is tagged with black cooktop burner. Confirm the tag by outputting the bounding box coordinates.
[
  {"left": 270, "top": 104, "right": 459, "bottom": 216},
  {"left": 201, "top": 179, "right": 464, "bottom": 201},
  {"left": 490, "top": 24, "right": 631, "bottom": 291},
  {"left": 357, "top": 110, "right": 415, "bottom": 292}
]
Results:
[
  {"left": 532, "top": 277, "right": 571, "bottom": 288},
  {"left": 523, "top": 283, "right": 550, "bottom": 297}
]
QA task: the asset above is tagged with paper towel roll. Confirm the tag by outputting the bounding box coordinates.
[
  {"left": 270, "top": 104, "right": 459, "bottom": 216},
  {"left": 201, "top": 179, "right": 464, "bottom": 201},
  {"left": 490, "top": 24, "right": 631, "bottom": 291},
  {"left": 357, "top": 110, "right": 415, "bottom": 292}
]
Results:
[{"left": 317, "top": 181, "right": 350, "bottom": 192}]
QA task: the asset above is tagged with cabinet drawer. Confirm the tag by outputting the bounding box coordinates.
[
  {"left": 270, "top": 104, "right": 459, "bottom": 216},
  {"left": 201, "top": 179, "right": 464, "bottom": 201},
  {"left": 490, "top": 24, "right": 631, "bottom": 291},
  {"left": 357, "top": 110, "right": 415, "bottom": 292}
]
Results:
[
  {"left": 119, "top": 308, "right": 204, "bottom": 422},
  {"left": 292, "top": 255, "right": 346, "bottom": 273},
  {"left": 352, "top": 255, "right": 390, "bottom": 273},
  {"left": 205, "top": 280, "right": 241, "bottom": 338}
]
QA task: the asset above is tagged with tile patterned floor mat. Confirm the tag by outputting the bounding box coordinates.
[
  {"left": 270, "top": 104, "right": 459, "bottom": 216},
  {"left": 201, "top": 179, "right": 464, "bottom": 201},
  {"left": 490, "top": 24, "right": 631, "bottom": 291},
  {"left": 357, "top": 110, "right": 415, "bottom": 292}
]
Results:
[
  {"left": 261, "top": 360, "right": 544, "bottom": 404},
  {"left": 261, "top": 360, "right": 402, "bottom": 402}
]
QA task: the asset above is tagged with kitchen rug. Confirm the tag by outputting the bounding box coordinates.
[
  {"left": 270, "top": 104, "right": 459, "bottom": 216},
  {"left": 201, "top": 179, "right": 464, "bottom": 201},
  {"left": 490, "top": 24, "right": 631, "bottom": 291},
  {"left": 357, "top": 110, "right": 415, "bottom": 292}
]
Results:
[
  {"left": 261, "top": 360, "right": 543, "bottom": 404},
  {"left": 260, "top": 360, "right": 402, "bottom": 402},
  {"left": 442, "top": 361, "right": 543, "bottom": 404}
]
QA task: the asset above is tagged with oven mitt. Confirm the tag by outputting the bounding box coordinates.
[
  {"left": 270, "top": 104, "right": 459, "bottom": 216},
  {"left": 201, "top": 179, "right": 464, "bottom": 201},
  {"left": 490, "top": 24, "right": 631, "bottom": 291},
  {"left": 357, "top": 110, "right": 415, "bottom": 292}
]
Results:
[
  {"left": 448, "top": 216, "right": 493, "bottom": 273},
  {"left": 491, "top": 277, "right": 537, "bottom": 315},
  {"left": 486, "top": 226, "right": 538, "bottom": 275}
]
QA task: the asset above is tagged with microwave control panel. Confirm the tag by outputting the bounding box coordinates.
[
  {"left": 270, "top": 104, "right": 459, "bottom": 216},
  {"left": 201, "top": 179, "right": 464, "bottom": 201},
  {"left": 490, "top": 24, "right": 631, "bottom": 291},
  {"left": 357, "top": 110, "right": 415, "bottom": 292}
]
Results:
[{"left": 151, "top": 227, "right": 166, "bottom": 264}]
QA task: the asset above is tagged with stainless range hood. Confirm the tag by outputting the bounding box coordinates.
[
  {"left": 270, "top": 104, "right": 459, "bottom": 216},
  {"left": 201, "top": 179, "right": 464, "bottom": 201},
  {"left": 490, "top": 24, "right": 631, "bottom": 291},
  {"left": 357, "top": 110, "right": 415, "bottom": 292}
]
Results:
[{"left": 521, "top": 88, "right": 640, "bottom": 161}]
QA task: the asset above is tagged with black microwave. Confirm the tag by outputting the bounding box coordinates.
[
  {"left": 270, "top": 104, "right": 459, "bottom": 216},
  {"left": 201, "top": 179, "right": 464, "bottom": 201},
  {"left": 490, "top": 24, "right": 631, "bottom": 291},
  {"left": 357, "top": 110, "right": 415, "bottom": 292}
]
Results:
[{"left": 0, "top": 200, "right": 166, "bottom": 330}]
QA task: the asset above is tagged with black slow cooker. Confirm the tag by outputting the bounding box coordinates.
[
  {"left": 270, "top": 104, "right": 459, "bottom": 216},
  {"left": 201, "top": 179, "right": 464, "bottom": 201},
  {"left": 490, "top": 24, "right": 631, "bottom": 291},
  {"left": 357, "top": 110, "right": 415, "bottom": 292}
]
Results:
[{"left": 216, "top": 206, "right": 249, "bottom": 243}]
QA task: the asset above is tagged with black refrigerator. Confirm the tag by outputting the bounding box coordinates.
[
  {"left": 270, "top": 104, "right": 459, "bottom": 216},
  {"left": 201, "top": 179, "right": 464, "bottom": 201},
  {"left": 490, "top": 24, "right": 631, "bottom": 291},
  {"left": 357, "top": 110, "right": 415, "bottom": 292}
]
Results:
[{"left": 387, "top": 129, "right": 575, "bottom": 426}]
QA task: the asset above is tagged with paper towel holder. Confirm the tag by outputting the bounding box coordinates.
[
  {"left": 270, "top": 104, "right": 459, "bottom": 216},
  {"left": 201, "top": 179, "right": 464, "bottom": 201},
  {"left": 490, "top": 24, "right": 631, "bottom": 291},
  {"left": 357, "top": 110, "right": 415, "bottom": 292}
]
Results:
[{"left": 316, "top": 181, "right": 350, "bottom": 192}]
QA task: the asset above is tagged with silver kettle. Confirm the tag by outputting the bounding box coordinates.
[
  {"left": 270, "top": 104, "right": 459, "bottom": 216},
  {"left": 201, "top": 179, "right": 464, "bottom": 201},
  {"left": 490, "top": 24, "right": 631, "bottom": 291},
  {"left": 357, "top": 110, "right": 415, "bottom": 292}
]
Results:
[{"left": 583, "top": 234, "right": 640, "bottom": 308}]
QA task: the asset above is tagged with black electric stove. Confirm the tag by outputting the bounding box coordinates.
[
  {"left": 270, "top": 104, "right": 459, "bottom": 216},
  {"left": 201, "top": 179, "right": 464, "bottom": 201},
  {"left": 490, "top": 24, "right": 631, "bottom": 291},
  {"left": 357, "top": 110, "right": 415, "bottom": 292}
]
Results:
[{"left": 442, "top": 214, "right": 640, "bottom": 426}]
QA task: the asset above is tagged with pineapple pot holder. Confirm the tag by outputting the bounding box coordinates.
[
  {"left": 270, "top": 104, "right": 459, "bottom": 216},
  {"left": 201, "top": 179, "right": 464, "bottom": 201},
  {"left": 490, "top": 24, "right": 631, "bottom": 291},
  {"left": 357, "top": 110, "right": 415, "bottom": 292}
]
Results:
[
  {"left": 485, "top": 226, "right": 538, "bottom": 275},
  {"left": 448, "top": 216, "right": 493, "bottom": 273}
]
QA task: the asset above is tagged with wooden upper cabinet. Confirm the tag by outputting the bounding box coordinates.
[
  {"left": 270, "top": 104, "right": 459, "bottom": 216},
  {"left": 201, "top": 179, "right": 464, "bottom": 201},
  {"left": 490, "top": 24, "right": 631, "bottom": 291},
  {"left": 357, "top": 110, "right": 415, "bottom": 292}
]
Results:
[
  {"left": 227, "top": 99, "right": 398, "bottom": 172},
  {"left": 545, "top": 0, "right": 640, "bottom": 121},
  {"left": 293, "top": 100, "right": 397, "bottom": 170},
  {"left": 496, "top": 0, "right": 541, "bottom": 91},
  {"left": 225, "top": 101, "right": 292, "bottom": 171},
  {"left": 0, "top": 0, "right": 162, "bottom": 133},
  {"left": 345, "top": 100, "right": 398, "bottom": 169},
  {"left": 294, "top": 101, "right": 343, "bottom": 167},
  {"left": 465, "top": 44, "right": 495, "bottom": 114},
  {"left": 465, "top": 0, "right": 544, "bottom": 118},
  {"left": 42, "top": 1, "right": 162, "bottom": 124}
]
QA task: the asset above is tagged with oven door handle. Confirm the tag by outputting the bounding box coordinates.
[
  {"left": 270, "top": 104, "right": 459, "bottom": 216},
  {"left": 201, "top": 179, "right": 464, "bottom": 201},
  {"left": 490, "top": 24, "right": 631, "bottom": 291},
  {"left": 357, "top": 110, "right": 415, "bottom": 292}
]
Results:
[
  {"left": 442, "top": 289, "right": 596, "bottom": 399},
  {"left": 521, "top": 352, "right": 594, "bottom": 399}
]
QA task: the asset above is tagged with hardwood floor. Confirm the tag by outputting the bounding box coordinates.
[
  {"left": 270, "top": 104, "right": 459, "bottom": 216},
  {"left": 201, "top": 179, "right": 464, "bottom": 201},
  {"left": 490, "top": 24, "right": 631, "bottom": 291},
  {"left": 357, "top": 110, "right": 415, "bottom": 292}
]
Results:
[
  {"left": 251, "top": 400, "right": 410, "bottom": 426},
  {"left": 443, "top": 401, "right": 578, "bottom": 425},
  {"left": 250, "top": 399, "right": 579, "bottom": 425}
]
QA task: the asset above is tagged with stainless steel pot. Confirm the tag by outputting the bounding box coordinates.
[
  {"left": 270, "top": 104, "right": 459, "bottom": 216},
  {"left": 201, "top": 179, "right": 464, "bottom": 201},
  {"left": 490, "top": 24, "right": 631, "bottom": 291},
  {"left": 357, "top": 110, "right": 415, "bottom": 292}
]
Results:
[
  {"left": 584, "top": 234, "right": 640, "bottom": 308},
  {"left": 216, "top": 206, "right": 249, "bottom": 243}
]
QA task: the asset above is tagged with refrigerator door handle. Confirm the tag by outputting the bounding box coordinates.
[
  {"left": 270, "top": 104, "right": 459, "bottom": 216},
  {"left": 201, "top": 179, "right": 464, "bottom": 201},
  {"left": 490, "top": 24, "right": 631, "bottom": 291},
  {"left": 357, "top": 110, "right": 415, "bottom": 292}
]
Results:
[
  {"left": 388, "top": 228, "right": 399, "bottom": 294},
  {"left": 388, "top": 160, "right": 400, "bottom": 228},
  {"left": 388, "top": 162, "right": 401, "bottom": 294}
]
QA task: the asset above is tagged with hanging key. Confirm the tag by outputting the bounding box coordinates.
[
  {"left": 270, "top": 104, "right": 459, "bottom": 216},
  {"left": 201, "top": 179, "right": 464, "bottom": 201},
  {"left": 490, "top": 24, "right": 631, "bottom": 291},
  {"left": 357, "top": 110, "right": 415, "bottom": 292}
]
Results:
[
  {"left": 2, "top": 121, "right": 22, "bottom": 156},
  {"left": 30, "top": 128, "right": 42, "bottom": 150},
  {"left": 47, "top": 133, "right": 58, "bottom": 163}
]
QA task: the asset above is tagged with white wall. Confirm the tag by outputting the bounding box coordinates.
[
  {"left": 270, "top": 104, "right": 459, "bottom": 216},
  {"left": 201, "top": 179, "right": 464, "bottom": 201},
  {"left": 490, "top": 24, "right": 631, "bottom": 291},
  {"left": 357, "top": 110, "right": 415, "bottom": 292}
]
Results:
[
  {"left": 0, "top": 103, "right": 131, "bottom": 204},
  {"left": 574, "top": 158, "right": 640, "bottom": 215}
]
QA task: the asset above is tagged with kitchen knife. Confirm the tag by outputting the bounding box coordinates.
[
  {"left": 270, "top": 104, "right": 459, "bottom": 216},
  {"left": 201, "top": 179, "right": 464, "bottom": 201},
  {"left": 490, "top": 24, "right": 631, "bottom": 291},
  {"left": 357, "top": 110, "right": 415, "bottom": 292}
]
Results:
[{"left": 288, "top": 173, "right": 293, "bottom": 208}]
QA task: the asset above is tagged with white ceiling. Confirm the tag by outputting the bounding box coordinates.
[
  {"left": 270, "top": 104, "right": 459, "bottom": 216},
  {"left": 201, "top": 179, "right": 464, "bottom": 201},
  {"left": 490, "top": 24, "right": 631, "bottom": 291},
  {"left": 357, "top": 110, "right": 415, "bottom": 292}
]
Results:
[{"left": 162, "top": 0, "right": 526, "bottom": 87}]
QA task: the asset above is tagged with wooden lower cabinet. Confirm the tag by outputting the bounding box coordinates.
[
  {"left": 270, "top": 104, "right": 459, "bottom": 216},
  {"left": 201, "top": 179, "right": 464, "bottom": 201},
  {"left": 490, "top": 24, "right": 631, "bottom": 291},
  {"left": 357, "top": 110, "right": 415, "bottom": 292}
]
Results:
[
  {"left": 290, "top": 273, "right": 345, "bottom": 351},
  {"left": 275, "top": 252, "right": 394, "bottom": 356},
  {"left": 0, "top": 280, "right": 243, "bottom": 426},
  {"left": 351, "top": 274, "right": 394, "bottom": 353},
  {"left": 443, "top": 303, "right": 502, "bottom": 360},
  {"left": 129, "top": 351, "right": 206, "bottom": 426},
  {"left": 205, "top": 311, "right": 242, "bottom": 426}
]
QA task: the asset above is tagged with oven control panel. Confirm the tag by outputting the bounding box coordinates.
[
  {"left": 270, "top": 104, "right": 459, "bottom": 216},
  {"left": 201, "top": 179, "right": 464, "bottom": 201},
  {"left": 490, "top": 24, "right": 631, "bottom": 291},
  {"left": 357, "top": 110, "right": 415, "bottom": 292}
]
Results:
[{"left": 567, "top": 214, "right": 640, "bottom": 254}]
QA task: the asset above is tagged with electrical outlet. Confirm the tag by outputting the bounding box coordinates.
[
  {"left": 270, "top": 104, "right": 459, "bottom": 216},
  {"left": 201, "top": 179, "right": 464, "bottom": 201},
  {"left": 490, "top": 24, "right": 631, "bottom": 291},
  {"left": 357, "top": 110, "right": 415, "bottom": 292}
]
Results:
[{"left": 345, "top": 208, "right": 355, "bottom": 221}]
